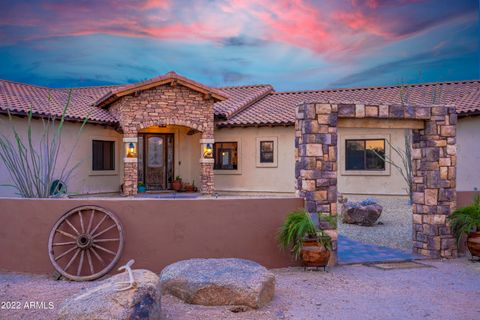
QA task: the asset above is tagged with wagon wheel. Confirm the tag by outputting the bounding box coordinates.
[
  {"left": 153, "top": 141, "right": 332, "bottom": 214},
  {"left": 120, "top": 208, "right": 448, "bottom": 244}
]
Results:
[{"left": 48, "top": 206, "right": 124, "bottom": 281}]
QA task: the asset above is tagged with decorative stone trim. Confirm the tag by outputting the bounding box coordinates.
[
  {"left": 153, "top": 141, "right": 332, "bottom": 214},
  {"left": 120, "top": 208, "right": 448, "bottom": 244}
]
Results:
[
  {"left": 123, "top": 137, "right": 138, "bottom": 143},
  {"left": 199, "top": 138, "right": 215, "bottom": 144},
  {"left": 295, "top": 102, "right": 457, "bottom": 260}
]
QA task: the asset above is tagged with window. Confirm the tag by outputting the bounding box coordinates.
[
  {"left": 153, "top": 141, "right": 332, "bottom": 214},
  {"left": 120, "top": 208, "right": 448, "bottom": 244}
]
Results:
[
  {"left": 92, "top": 140, "right": 115, "bottom": 171},
  {"left": 213, "top": 142, "right": 238, "bottom": 170},
  {"left": 260, "top": 141, "right": 274, "bottom": 163},
  {"left": 345, "top": 139, "right": 385, "bottom": 171}
]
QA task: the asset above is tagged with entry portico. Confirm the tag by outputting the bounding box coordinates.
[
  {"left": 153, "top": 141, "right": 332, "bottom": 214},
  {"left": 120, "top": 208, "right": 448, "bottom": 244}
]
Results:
[{"left": 96, "top": 71, "right": 226, "bottom": 196}]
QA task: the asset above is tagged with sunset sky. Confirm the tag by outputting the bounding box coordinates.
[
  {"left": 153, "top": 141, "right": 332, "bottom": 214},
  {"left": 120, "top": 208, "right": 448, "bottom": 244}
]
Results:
[{"left": 0, "top": 0, "right": 478, "bottom": 90}]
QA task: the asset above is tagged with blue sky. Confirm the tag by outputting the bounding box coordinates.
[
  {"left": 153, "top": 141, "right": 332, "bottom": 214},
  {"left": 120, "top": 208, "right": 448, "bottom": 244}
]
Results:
[{"left": 0, "top": 0, "right": 478, "bottom": 91}]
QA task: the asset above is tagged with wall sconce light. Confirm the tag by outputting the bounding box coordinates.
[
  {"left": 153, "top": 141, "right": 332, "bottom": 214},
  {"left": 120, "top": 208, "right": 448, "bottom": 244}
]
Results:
[
  {"left": 123, "top": 137, "right": 138, "bottom": 163},
  {"left": 203, "top": 143, "right": 213, "bottom": 159},
  {"left": 200, "top": 138, "right": 215, "bottom": 162}
]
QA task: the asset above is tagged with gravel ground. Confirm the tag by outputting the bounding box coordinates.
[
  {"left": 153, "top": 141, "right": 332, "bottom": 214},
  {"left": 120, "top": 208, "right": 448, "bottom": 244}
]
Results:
[
  {"left": 1, "top": 259, "right": 479, "bottom": 320},
  {"left": 338, "top": 195, "right": 413, "bottom": 251}
]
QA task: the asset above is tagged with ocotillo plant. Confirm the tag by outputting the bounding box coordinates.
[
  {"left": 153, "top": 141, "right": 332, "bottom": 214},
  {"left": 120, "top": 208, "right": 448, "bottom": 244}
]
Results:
[{"left": 0, "top": 91, "right": 88, "bottom": 198}]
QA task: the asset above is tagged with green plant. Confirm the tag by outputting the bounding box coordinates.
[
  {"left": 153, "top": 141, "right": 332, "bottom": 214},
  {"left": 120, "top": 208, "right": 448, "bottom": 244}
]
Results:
[
  {"left": 175, "top": 175, "right": 182, "bottom": 181},
  {"left": 278, "top": 209, "right": 333, "bottom": 259},
  {"left": 138, "top": 182, "right": 145, "bottom": 187},
  {"left": 0, "top": 91, "right": 88, "bottom": 198},
  {"left": 447, "top": 195, "right": 480, "bottom": 245}
]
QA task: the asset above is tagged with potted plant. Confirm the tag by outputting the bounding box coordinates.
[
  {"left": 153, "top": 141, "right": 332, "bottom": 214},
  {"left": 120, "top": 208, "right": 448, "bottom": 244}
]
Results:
[
  {"left": 172, "top": 176, "right": 182, "bottom": 191},
  {"left": 447, "top": 195, "right": 480, "bottom": 259},
  {"left": 278, "top": 209, "right": 333, "bottom": 270},
  {"left": 137, "top": 182, "right": 146, "bottom": 193},
  {"left": 184, "top": 182, "right": 194, "bottom": 192}
]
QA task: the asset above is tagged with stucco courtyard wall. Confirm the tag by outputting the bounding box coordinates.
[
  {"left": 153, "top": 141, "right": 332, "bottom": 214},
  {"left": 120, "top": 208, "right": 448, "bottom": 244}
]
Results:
[
  {"left": 0, "top": 197, "right": 302, "bottom": 274},
  {"left": 0, "top": 116, "right": 123, "bottom": 197}
]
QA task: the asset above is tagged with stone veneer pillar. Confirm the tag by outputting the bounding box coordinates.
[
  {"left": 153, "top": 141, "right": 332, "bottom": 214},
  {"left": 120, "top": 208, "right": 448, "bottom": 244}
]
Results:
[
  {"left": 123, "top": 136, "right": 138, "bottom": 196},
  {"left": 199, "top": 137, "right": 215, "bottom": 195},
  {"left": 411, "top": 106, "right": 457, "bottom": 258},
  {"left": 295, "top": 102, "right": 458, "bottom": 260}
]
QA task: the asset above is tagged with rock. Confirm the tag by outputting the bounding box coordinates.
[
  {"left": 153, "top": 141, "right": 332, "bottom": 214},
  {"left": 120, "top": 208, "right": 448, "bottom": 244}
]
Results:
[
  {"left": 160, "top": 258, "right": 275, "bottom": 309},
  {"left": 57, "top": 269, "right": 161, "bottom": 320},
  {"left": 341, "top": 203, "right": 383, "bottom": 226}
]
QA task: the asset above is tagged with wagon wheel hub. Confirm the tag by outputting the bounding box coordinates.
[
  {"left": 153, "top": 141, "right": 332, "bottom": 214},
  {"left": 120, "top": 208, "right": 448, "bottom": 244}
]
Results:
[
  {"left": 48, "top": 206, "right": 124, "bottom": 281},
  {"left": 76, "top": 234, "right": 93, "bottom": 249}
]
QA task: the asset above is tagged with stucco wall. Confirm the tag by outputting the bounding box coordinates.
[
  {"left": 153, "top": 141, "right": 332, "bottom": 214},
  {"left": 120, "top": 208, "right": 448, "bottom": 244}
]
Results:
[
  {"left": 337, "top": 127, "right": 409, "bottom": 196},
  {"left": 214, "top": 126, "right": 296, "bottom": 194},
  {"left": 457, "top": 116, "right": 480, "bottom": 192},
  {"left": 0, "top": 198, "right": 302, "bottom": 274},
  {"left": 0, "top": 116, "right": 123, "bottom": 197}
]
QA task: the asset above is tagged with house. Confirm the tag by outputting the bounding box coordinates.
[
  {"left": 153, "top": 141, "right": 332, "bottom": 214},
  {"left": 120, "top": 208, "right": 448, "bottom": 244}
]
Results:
[{"left": 0, "top": 71, "right": 479, "bottom": 205}]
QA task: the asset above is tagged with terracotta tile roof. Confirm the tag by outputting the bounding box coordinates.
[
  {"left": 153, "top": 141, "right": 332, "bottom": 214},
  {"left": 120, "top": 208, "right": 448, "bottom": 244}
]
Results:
[
  {"left": 0, "top": 80, "right": 117, "bottom": 123},
  {"left": 95, "top": 71, "right": 227, "bottom": 108},
  {"left": 1, "top": 76, "right": 479, "bottom": 127},
  {"left": 219, "top": 80, "right": 480, "bottom": 127},
  {"left": 215, "top": 84, "right": 274, "bottom": 117}
]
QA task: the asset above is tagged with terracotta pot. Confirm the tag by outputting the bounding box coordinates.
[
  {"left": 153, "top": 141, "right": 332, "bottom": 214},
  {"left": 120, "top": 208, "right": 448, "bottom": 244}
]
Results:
[
  {"left": 172, "top": 180, "right": 182, "bottom": 191},
  {"left": 300, "top": 239, "right": 330, "bottom": 269},
  {"left": 184, "top": 184, "right": 194, "bottom": 192},
  {"left": 467, "top": 231, "right": 480, "bottom": 257}
]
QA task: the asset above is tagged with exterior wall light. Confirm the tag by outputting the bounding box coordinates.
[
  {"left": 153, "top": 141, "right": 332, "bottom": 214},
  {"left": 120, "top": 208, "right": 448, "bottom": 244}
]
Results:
[
  {"left": 123, "top": 137, "right": 138, "bottom": 163},
  {"left": 200, "top": 138, "right": 215, "bottom": 162}
]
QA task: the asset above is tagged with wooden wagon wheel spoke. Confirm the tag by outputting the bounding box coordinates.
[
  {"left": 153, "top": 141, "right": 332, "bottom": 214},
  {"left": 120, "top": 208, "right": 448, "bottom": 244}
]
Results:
[
  {"left": 86, "top": 249, "right": 95, "bottom": 274},
  {"left": 92, "top": 224, "right": 117, "bottom": 239},
  {"left": 79, "top": 211, "right": 85, "bottom": 234},
  {"left": 93, "top": 238, "right": 120, "bottom": 243},
  {"left": 53, "top": 241, "right": 77, "bottom": 246},
  {"left": 93, "top": 244, "right": 117, "bottom": 256},
  {"left": 54, "top": 246, "right": 77, "bottom": 261},
  {"left": 55, "top": 229, "right": 77, "bottom": 240},
  {"left": 86, "top": 209, "right": 95, "bottom": 233},
  {"left": 48, "top": 205, "right": 124, "bottom": 281},
  {"left": 77, "top": 250, "right": 85, "bottom": 277},
  {"left": 65, "top": 218, "right": 80, "bottom": 236},
  {"left": 64, "top": 248, "right": 80, "bottom": 272},
  {"left": 90, "top": 214, "right": 108, "bottom": 236},
  {"left": 90, "top": 246, "right": 106, "bottom": 266}
]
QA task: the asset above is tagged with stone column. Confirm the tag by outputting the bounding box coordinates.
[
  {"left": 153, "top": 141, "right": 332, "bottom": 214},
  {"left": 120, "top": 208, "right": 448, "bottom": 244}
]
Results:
[
  {"left": 123, "top": 136, "right": 138, "bottom": 196},
  {"left": 295, "top": 103, "right": 338, "bottom": 216},
  {"left": 412, "top": 105, "right": 457, "bottom": 258},
  {"left": 199, "top": 138, "right": 215, "bottom": 195}
]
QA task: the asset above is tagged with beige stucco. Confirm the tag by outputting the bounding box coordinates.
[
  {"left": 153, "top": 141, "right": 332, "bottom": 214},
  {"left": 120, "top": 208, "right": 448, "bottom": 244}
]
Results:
[
  {"left": 0, "top": 116, "right": 123, "bottom": 197},
  {"left": 0, "top": 118, "right": 201, "bottom": 197},
  {"left": 213, "top": 126, "right": 296, "bottom": 194},
  {"left": 457, "top": 116, "right": 480, "bottom": 192},
  {"left": 337, "top": 127, "right": 409, "bottom": 196}
]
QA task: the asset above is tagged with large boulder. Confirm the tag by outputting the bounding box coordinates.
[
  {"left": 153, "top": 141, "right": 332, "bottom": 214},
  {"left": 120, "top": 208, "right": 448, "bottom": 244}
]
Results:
[
  {"left": 160, "top": 258, "right": 275, "bottom": 309},
  {"left": 341, "top": 202, "right": 383, "bottom": 226},
  {"left": 57, "top": 269, "right": 161, "bottom": 320}
]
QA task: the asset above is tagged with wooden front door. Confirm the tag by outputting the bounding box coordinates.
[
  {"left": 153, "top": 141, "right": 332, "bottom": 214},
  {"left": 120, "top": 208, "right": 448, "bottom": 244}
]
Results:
[{"left": 140, "top": 134, "right": 174, "bottom": 190}]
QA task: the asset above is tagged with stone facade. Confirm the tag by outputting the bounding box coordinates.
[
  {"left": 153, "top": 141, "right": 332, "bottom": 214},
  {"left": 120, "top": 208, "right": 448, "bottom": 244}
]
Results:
[
  {"left": 109, "top": 83, "right": 215, "bottom": 196},
  {"left": 295, "top": 102, "right": 457, "bottom": 259},
  {"left": 411, "top": 105, "right": 457, "bottom": 258}
]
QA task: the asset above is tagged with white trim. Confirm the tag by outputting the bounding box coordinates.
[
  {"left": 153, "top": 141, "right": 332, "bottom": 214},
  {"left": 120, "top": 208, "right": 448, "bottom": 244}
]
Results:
[
  {"left": 123, "top": 137, "right": 138, "bottom": 143},
  {"left": 256, "top": 137, "right": 278, "bottom": 168},
  {"left": 200, "top": 138, "right": 215, "bottom": 144},
  {"left": 89, "top": 136, "right": 120, "bottom": 176},
  {"left": 213, "top": 137, "right": 242, "bottom": 175},
  {"left": 124, "top": 157, "right": 137, "bottom": 163},
  {"left": 339, "top": 133, "right": 391, "bottom": 176}
]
